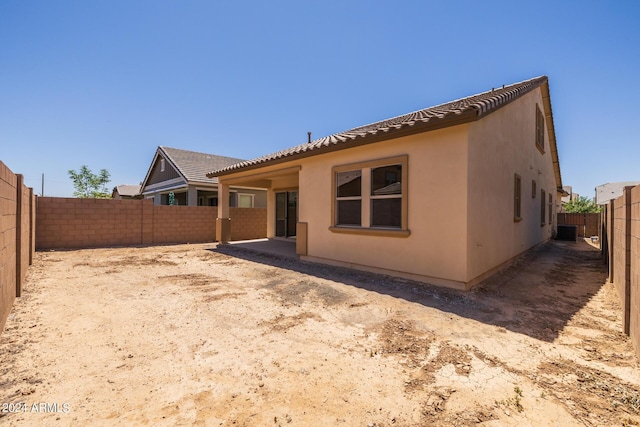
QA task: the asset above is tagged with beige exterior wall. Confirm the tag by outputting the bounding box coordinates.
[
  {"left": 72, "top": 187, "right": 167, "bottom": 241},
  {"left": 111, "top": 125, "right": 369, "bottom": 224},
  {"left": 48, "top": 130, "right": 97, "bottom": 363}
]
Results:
[
  {"left": 466, "top": 88, "right": 558, "bottom": 284},
  {"left": 216, "top": 87, "right": 560, "bottom": 290},
  {"left": 296, "top": 125, "right": 470, "bottom": 287}
]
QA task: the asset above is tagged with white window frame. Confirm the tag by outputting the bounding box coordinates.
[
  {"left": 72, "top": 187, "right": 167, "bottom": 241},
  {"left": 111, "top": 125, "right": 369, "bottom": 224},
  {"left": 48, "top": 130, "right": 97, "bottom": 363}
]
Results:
[{"left": 237, "top": 193, "right": 255, "bottom": 208}]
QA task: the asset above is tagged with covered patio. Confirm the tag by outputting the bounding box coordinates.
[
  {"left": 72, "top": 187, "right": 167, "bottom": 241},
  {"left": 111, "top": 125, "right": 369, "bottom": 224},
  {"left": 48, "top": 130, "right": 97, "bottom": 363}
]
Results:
[{"left": 213, "top": 165, "right": 305, "bottom": 255}]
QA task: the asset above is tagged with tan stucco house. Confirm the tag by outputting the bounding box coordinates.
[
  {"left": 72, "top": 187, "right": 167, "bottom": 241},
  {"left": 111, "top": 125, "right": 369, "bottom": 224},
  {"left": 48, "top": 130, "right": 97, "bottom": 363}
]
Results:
[
  {"left": 140, "top": 146, "right": 267, "bottom": 207},
  {"left": 208, "top": 76, "right": 563, "bottom": 290}
]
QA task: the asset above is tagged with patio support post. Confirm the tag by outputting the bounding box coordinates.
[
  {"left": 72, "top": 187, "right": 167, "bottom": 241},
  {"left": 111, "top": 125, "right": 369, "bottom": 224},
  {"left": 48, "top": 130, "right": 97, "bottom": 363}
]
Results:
[
  {"left": 217, "top": 182, "right": 231, "bottom": 243},
  {"left": 266, "top": 189, "right": 275, "bottom": 238},
  {"left": 187, "top": 186, "right": 198, "bottom": 206}
]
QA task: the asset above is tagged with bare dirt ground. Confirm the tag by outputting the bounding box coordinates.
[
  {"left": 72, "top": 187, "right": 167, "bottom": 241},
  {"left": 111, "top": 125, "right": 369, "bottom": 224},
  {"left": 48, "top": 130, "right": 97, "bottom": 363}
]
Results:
[{"left": 1, "top": 239, "right": 639, "bottom": 426}]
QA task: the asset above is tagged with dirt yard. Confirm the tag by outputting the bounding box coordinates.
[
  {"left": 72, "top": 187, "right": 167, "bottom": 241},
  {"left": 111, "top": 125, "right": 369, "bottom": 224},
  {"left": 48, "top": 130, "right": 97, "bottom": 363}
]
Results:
[{"left": 1, "top": 240, "right": 638, "bottom": 426}]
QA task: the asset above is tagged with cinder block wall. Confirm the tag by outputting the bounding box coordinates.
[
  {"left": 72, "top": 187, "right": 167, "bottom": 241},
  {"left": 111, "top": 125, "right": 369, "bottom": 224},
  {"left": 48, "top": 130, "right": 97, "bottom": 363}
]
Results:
[
  {"left": 152, "top": 205, "right": 217, "bottom": 244},
  {"left": 0, "top": 163, "right": 17, "bottom": 334},
  {"left": 630, "top": 186, "right": 640, "bottom": 356},
  {"left": 36, "top": 198, "right": 146, "bottom": 249},
  {"left": 230, "top": 207, "right": 267, "bottom": 241},
  {"left": 612, "top": 195, "right": 628, "bottom": 311},
  {"left": 604, "top": 185, "right": 640, "bottom": 358},
  {"left": 36, "top": 198, "right": 267, "bottom": 249},
  {"left": 0, "top": 162, "right": 35, "bottom": 334}
]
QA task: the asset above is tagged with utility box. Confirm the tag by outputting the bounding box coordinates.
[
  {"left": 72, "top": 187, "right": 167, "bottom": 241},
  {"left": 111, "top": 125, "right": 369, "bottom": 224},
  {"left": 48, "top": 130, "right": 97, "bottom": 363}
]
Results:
[{"left": 556, "top": 225, "right": 578, "bottom": 241}]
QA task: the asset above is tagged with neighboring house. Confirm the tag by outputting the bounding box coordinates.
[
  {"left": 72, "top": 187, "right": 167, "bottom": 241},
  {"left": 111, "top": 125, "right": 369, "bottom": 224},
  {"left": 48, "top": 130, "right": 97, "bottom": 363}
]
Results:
[
  {"left": 559, "top": 185, "right": 578, "bottom": 212},
  {"left": 140, "top": 146, "right": 267, "bottom": 207},
  {"left": 112, "top": 184, "right": 142, "bottom": 199},
  {"left": 595, "top": 181, "right": 640, "bottom": 205},
  {"left": 208, "top": 76, "right": 563, "bottom": 290}
]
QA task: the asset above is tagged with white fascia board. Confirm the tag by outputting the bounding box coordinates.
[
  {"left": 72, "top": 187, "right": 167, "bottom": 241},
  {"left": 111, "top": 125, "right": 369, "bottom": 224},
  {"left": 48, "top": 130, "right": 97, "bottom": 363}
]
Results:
[
  {"left": 143, "top": 177, "right": 186, "bottom": 192},
  {"left": 229, "top": 185, "right": 269, "bottom": 191}
]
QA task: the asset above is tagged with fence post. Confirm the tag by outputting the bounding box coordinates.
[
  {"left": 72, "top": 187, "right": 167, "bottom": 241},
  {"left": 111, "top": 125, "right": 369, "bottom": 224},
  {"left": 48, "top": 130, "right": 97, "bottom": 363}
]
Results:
[
  {"left": 609, "top": 199, "right": 615, "bottom": 283},
  {"left": 623, "top": 187, "right": 633, "bottom": 335},
  {"left": 29, "top": 188, "right": 34, "bottom": 265},
  {"left": 601, "top": 205, "right": 608, "bottom": 263},
  {"left": 15, "top": 174, "right": 23, "bottom": 298}
]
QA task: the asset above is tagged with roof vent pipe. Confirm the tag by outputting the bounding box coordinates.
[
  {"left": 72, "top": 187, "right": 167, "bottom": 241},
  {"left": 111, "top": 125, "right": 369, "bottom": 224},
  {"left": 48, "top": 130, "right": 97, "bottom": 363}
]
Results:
[{"left": 307, "top": 132, "right": 312, "bottom": 143}]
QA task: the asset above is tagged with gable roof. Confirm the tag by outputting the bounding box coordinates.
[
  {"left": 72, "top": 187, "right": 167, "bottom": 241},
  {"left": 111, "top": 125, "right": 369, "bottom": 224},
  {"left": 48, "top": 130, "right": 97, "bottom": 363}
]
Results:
[
  {"left": 141, "top": 146, "right": 245, "bottom": 189},
  {"left": 113, "top": 184, "right": 141, "bottom": 197},
  {"left": 208, "top": 75, "right": 561, "bottom": 190},
  {"left": 161, "top": 146, "right": 245, "bottom": 183}
]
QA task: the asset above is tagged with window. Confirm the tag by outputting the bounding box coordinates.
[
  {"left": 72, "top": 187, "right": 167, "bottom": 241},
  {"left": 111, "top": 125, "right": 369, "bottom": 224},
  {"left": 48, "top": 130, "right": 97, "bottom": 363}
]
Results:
[
  {"left": 514, "top": 174, "right": 522, "bottom": 222},
  {"left": 335, "top": 170, "right": 362, "bottom": 226},
  {"left": 540, "top": 189, "right": 546, "bottom": 225},
  {"left": 160, "top": 158, "right": 166, "bottom": 172},
  {"left": 238, "top": 193, "right": 255, "bottom": 208},
  {"left": 536, "top": 104, "right": 545, "bottom": 153},
  {"left": 532, "top": 180, "right": 537, "bottom": 198},
  {"left": 331, "top": 155, "right": 409, "bottom": 237},
  {"left": 548, "top": 193, "right": 553, "bottom": 224},
  {"left": 371, "top": 164, "right": 402, "bottom": 227}
]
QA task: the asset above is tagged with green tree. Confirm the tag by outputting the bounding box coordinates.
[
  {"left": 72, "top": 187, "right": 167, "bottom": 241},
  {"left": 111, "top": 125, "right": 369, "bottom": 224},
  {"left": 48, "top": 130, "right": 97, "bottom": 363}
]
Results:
[
  {"left": 68, "top": 165, "right": 112, "bottom": 198},
  {"left": 563, "top": 195, "right": 601, "bottom": 213}
]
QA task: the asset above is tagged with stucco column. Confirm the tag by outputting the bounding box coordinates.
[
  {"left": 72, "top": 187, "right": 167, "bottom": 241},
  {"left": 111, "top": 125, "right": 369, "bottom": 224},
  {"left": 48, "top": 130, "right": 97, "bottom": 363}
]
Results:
[
  {"left": 266, "top": 188, "right": 275, "bottom": 238},
  {"left": 216, "top": 183, "right": 231, "bottom": 243},
  {"left": 187, "top": 186, "right": 198, "bottom": 206}
]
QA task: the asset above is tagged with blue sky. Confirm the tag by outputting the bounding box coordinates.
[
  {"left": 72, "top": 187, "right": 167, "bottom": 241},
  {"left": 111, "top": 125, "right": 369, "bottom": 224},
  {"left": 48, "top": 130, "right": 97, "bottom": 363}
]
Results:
[{"left": 1, "top": 1, "right": 638, "bottom": 198}]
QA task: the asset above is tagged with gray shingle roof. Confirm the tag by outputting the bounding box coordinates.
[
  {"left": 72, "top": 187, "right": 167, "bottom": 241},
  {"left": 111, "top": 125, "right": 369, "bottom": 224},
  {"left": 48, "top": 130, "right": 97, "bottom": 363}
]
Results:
[
  {"left": 160, "top": 146, "right": 245, "bottom": 183},
  {"left": 208, "top": 75, "right": 549, "bottom": 177}
]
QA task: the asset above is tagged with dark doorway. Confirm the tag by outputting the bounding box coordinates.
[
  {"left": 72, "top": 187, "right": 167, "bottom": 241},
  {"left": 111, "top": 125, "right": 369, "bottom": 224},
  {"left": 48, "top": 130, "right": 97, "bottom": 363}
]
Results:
[{"left": 276, "top": 191, "right": 297, "bottom": 238}]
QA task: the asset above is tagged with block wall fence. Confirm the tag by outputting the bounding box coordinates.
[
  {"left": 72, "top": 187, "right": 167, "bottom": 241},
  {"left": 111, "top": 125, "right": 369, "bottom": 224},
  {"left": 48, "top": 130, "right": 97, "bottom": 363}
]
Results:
[
  {"left": 0, "top": 161, "right": 36, "bottom": 334},
  {"left": 36, "top": 197, "right": 267, "bottom": 250},
  {"left": 601, "top": 185, "right": 640, "bottom": 358},
  {"left": 557, "top": 213, "right": 600, "bottom": 238}
]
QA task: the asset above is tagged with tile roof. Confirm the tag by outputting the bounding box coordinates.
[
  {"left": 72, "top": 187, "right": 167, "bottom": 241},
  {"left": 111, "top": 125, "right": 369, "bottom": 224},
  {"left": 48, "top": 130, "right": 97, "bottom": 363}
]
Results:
[
  {"left": 208, "top": 75, "right": 549, "bottom": 177},
  {"left": 160, "top": 146, "right": 245, "bottom": 183}
]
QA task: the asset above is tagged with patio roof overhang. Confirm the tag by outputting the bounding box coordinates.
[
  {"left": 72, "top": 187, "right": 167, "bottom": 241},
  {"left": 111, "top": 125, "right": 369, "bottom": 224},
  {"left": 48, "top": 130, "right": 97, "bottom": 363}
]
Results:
[{"left": 216, "top": 165, "right": 301, "bottom": 189}]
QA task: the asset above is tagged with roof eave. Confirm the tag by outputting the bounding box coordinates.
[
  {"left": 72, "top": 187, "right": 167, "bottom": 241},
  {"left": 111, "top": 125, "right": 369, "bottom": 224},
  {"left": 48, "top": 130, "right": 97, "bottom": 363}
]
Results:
[
  {"left": 140, "top": 150, "right": 161, "bottom": 190},
  {"left": 208, "top": 109, "right": 478, "bottom": 178},
  {"left": 541, "top": 80, "right": 563, "bottom": 190}
]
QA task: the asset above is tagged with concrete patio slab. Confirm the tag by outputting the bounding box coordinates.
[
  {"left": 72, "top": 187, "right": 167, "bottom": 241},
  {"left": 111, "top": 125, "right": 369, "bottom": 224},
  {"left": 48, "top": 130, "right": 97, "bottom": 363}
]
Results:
[{"left": 222, "top": 238, "right": 297, "bottom": 259}]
